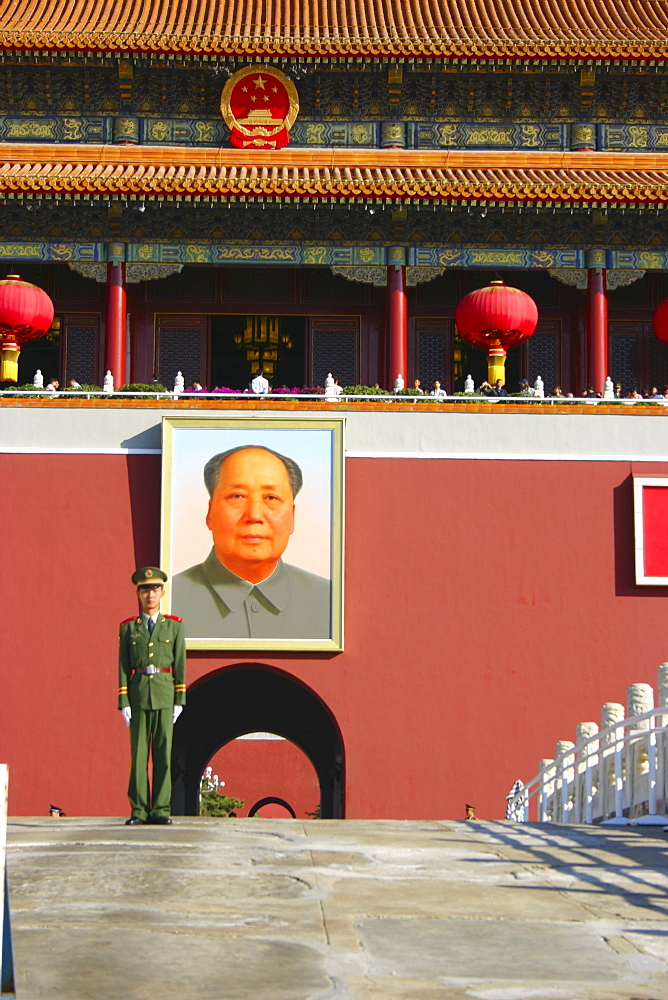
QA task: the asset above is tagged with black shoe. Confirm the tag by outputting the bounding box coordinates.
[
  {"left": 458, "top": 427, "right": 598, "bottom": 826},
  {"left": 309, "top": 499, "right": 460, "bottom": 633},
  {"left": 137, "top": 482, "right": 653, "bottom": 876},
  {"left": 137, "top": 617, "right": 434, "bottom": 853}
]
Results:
[
  {"left": 148, "top": 816, "right": 172, "bottom": 825},
  {"left": 125, "top": 817, "right": 145, "bottom": 825}
]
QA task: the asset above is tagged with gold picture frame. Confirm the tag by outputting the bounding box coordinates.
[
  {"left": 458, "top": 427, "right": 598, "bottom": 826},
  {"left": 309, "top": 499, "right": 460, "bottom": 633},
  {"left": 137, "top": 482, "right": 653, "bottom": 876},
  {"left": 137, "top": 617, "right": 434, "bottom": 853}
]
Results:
[{"left": 161, "top": 416, "right": 344, "bottom": 651}]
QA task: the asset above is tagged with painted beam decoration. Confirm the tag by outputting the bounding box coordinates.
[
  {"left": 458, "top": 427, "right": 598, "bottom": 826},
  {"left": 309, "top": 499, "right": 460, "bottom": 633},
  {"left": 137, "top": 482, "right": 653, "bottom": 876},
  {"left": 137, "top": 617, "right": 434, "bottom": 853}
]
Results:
[{"left": 221, "top": 66, "right": 298, "bottom": 150}]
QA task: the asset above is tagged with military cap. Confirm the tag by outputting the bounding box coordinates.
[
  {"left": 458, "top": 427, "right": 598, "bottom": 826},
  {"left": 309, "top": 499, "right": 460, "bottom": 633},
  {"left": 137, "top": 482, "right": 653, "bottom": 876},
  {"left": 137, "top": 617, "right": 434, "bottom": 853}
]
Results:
[{"left": 132, "top": 566, "right": 167, "bottom": 586}]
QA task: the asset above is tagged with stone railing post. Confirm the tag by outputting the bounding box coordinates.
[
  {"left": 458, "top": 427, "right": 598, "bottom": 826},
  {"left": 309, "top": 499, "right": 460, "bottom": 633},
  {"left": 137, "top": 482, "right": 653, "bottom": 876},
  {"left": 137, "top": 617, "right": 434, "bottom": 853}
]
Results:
[
  {"left": 575, "top": 722, "right": 599, "bottom": 824},
  {"left": 627, "top": 682, "right": 655, "bottom": 818},
  {"left": 539, "top": 759, "right": 555, "bottom": 823},
  {"left": 657, "top": 664, "right": 668, "bottom": 815},
  {"left": 600, "top": 702, "right": 625, "bottom": 820},
  {"left": 555, "top": 741, "right": 575, "bottom": 823}
]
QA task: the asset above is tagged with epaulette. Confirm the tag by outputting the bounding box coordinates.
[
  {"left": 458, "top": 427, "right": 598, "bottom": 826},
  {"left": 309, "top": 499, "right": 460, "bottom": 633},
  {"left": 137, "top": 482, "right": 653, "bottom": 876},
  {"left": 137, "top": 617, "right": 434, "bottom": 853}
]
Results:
[
  {"left": 165, "top": 614, "right": 183, "bottom": 622},
  {"left": 120, "top": 616, "right": 136, "bottom": 626}
]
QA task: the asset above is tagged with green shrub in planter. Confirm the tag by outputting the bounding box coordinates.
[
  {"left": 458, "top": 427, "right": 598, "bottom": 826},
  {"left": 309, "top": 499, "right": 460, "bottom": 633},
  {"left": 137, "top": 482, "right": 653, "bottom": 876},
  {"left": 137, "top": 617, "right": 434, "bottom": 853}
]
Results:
[
  {"left": 395, "top": 388, "right": 435, "bottom": 402},
  {"left": 117, "top": 382, "right": 168, "bottom": 394},
  {"left": 65, "top": 384, "right": 102, "bottom": 393},
  {"left": 3, "top": 383, "right": 49, "bottom": 396},
  {"left": 342, "top": 384, "right": 388, "bottom": 396}
]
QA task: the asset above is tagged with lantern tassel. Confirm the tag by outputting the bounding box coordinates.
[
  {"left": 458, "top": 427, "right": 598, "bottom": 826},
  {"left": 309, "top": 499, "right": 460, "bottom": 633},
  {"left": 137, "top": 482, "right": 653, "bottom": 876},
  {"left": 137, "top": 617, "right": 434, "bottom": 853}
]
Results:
[
  {"left": 0, "top": 340, "right": 20, "bottom": 382},
  {"left": 486, "top": 344, "right": 507, "bottom": 385}
]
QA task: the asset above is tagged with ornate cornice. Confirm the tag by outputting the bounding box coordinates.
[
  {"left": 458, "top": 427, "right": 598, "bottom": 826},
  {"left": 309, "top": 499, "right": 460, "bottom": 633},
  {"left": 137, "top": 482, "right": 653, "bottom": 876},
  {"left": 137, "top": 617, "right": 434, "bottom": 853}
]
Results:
[
  {"left": 68, "top": 262, "right": 183, "bottom": 282},
  {"left": 406, "top": 266, "right": 445, "bottom": 286},
  {"left": 549, "top": 268, "right": 646, "bottom": 290},
  {"left": 331, "top": 266, "right": 386, "bottom": 285}
]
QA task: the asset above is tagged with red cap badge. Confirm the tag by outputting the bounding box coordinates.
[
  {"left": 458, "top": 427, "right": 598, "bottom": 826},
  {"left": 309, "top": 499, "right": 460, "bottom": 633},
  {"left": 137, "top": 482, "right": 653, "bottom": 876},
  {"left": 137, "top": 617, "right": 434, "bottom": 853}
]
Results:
[{"left": 221, "top": 66, "right": 299, "bottom": 150}]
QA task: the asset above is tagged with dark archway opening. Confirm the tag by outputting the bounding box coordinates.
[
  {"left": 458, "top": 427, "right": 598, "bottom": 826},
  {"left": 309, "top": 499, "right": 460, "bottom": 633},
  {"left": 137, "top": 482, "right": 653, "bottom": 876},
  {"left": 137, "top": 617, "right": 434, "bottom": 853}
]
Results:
[
  {"left": 248, "top": 796, "right": 297, "bottom": 818},
  {"left": 172, "top": 664, "right": 345, "bottom": 818},
  {"left": 209, "top": 315, "right": 306, "bottom": 390}
]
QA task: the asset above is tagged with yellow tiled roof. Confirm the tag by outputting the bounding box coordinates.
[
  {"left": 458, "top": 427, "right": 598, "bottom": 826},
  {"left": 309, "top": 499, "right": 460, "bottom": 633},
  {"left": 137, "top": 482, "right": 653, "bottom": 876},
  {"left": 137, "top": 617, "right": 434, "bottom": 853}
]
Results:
[
  {"left": 2, "top": 146, "right": 668, "bottom": 206},
  {"left": 0, "top": 0, "right": 667, "bottom": 59}
]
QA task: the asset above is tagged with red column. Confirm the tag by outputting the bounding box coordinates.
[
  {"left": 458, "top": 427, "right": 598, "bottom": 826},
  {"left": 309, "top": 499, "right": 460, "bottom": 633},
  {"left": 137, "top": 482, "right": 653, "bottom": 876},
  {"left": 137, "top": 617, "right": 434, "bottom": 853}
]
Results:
[
  {"left": 387, "top": 264, "right": 407, "bottom": 387},
  {"left": 587, "top": 266, "right": 608, "bottom": 395},
  {"left": 105, "top": 261, "right": 127, "bottom": 387}
]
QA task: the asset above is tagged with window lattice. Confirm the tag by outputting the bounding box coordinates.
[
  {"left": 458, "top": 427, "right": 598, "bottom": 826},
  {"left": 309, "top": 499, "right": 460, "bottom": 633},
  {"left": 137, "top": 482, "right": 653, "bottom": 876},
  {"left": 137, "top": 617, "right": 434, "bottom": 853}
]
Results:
[
  {"left": 528, "top": 331, "right": 558, "bottom": 393},
  {"left": 158, "top": 326, "right": 203, "bottom": 388},
  {"left": 611, "top": 336, "right": 641, "bottom": 394},
  {"left": 418, "top": 332, "right": 447, "bottom": 388},
  {"left": 65, "top": 324, "right": 97, "bottom": 385},
  {"left": 312, "top": 328, "right": 357, "bottom": 387}
]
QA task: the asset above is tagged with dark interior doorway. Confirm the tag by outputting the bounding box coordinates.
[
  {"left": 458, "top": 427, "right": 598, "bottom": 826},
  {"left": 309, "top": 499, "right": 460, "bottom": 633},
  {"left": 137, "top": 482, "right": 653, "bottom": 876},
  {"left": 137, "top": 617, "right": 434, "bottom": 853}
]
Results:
[
  {"left": 171, "top": 664, "right": 345, "bottom": 818},
  {"left": 209, "top": 316, "right": 306, "bottom": 390},
  {"left": 17, "top": 333, "right": 61, "bottom": 387}
]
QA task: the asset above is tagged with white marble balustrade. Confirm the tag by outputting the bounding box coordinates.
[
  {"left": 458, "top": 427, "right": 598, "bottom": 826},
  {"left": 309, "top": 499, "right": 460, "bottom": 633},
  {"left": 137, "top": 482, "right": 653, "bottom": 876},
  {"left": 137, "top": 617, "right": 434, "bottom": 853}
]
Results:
[{"left": 507, "top": 664, "right": 668, "bottom": 825}]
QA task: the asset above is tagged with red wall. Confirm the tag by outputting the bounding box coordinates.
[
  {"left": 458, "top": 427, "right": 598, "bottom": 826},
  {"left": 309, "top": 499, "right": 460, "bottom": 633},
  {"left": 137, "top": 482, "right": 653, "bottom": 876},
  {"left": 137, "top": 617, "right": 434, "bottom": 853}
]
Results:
[
  {"left": 1, "top": 452, "right": 666, "bottom": 820},
  {"left": 207, "top": 739, "right": 320, "bottom": 818}
]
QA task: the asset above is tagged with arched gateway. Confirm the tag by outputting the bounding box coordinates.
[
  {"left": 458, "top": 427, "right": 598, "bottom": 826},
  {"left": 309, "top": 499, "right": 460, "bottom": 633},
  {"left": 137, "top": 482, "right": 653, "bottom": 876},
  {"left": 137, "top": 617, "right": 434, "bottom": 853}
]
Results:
[{"left": 171, "top": 665, "right": 345, "bottom": 819}]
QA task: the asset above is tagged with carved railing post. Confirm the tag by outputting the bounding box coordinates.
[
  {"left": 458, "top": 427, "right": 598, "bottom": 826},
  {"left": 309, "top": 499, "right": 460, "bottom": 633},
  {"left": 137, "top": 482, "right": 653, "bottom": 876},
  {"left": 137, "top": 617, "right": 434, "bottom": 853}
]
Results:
[
  {"left": 600, "top": 702, "right": 625, "bottom": 820},
  {"left": 575, "top": 722, "right": 599, "bottom": 824},
  {"left": 539, "top": 759, "right": 555, "bottom": 823},
  {"left": 627, "top": 682, "right": 654, "bottom": 818},
  {"left": 555, "top": 741, "right": 575, "bottom": 823},
  {"left": 658, "top": 663, "right": 668, "bottom": 814}
]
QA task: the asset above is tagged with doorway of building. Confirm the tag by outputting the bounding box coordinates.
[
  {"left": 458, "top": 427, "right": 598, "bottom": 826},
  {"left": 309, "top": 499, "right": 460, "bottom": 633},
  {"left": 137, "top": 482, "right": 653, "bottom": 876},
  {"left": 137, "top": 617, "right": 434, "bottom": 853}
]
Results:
[
  {"left": 209, "top": 316, "right": 306, "bottom": 390},
  {"left": 171, "top": 665, "right": 345, "bottom": 818}
]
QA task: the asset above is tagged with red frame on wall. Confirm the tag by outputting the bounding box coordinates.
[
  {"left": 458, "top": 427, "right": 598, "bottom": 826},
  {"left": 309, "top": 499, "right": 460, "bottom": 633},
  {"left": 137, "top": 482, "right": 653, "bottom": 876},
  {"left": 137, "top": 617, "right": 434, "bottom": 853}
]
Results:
[{"left": 634, "top": 476, "right": 668, "bottom": 584}]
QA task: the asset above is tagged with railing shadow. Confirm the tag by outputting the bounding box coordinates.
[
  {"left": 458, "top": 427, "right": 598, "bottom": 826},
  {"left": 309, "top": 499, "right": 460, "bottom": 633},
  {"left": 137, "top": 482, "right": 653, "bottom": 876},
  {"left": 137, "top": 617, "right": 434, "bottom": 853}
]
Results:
[{"left": 461, "top": 820, "right": 668, "bottom": 922}]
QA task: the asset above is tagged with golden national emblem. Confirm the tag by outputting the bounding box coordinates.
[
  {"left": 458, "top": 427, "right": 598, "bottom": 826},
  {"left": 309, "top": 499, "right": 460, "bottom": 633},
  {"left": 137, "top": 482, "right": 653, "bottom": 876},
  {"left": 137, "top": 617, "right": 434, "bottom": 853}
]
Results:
[{"left": 221, "top": 66, "right": 299, "bottom": 150}]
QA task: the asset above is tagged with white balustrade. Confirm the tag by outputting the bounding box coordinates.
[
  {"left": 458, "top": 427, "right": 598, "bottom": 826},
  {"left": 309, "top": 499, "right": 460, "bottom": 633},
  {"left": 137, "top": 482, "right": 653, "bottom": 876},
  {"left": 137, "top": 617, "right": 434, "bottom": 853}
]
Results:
[{"left": 506, "top": 666, "right": 668, "bottom": 825}]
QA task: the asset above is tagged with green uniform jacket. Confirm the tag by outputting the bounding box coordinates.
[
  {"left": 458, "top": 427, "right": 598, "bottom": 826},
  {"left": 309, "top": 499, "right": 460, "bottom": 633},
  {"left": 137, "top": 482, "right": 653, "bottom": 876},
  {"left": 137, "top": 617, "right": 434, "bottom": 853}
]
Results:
[{"left": 118, "top": 614, "right": 186, "bottom": 711}]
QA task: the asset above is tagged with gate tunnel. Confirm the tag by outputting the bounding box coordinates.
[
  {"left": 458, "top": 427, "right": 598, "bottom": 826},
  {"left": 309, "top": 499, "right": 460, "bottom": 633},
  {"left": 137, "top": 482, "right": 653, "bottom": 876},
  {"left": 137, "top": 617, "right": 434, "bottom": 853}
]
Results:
[{"left": 171, "top": 664, "right": 345, "bottom": 818}]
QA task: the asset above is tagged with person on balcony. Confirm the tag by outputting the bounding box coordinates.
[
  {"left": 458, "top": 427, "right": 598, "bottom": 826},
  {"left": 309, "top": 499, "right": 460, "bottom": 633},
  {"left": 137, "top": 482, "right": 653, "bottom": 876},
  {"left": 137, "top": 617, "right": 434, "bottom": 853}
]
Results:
[
  {"left": 481, "top": 378, "right": 508, "bottom": 397},
  {"left": 251, "top": 370, "right": 270, "bottom": 395}
]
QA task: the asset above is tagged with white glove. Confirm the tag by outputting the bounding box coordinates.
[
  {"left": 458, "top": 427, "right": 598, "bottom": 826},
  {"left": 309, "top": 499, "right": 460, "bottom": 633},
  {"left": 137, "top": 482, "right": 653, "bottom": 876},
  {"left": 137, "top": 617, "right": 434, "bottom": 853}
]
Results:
[
  {"left": 173, "top": 705, "right": 183, "bottom": 724},
  {"left": 121, "top": 707, "right": 132, "bottom": 727}
]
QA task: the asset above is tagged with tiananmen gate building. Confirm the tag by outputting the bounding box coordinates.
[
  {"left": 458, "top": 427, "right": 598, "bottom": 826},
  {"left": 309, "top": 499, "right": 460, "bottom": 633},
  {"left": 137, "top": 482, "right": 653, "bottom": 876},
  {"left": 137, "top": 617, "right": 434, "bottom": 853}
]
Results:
[{"left": 2, "top": 0, "right": 668, "bottom": 821}]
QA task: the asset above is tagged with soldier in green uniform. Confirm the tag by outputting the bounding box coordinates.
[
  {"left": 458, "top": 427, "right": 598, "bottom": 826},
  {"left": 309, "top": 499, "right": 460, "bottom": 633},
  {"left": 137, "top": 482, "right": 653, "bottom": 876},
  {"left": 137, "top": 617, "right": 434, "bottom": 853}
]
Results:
[{"left": 118, "top": 567, "right": 186, "bottom": 825}]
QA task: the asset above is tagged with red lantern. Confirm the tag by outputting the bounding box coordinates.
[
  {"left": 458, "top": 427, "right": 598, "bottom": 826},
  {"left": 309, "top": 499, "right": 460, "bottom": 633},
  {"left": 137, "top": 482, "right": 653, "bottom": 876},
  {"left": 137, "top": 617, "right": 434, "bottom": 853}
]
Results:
[
  {"left": 454, "top": 280, "right": 538, "bottom": 386},
  {"left": 0, "top": 275, "right": 55, "bottom": 382},
  {"left": 653, "top": 298, "right": 668, "bottom": 347}
]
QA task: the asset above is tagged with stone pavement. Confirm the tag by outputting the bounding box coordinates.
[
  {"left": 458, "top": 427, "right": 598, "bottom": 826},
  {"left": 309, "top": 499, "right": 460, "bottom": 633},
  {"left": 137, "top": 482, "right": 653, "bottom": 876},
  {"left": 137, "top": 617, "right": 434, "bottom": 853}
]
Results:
[{"left": 6, "top": 817, "right": 668, "bottom": 1000}]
